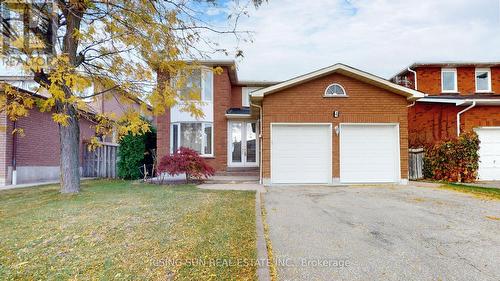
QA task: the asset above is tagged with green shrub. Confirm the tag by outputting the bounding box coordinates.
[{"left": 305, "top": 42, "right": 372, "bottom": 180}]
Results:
[
  {"left": 117, "top": 133, "right": 146, "bottom": 180},
  {"left": 423, "top": 131, "right": 480, "bottom": 182}
]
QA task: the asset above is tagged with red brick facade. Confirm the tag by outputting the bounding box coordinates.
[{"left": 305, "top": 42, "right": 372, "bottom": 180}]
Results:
[
  {"left": 413, "top": 66, "right": 500, "bottom": 95},
  {"left": 13, "top": 109, "right": 95, "bottom": 166},
  {"left": 261, "top": 73, "right": 409, "bottom": 180},
  {"left": 409, "top": 103, "right": 500, "bottom": 147},
  {"left": 230, "top": 86, "right": 243, "bottom": 108},
  {"left": 401, "top": 65, "right": 500, "bottom": 147},
  {"left": 0, "top": 108, "right": 95, "bottom": 185},
  {"left": 206, "top": 66, "right": 232, "bottom": 171}
]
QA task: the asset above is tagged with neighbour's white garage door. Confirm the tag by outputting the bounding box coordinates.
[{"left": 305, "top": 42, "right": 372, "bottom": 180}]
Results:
[
  {"left": 476, "top": 128, "right": 500, "bottom": 181},
  {"left": 271, "top": 124, "right": 331, "bottom": 184},
  {"left": 340, "top": 124, "right": 400, "bottom": 183}
]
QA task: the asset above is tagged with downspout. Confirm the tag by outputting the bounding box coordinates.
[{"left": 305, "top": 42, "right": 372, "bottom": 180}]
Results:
[
  {"left": 407, "top": 67, "right": 418, "bottom": 90},
  {"left": 456, "top": 101, "right": 476, "bottom": 137},
  {"left": 11, "top": 121, "right": 17, "bottom": 185},
  {"left": 250, "top": 100, "right": 263, "bottom": 185}
]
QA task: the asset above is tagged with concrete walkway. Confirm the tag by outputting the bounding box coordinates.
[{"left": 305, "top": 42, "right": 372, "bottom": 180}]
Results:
[{"left": 198, "top": 183, "right": 266, "bottom": 192}]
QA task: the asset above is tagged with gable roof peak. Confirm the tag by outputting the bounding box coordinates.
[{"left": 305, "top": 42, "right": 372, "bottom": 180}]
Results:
[{"left": 251, "top": 63, "right": 424, "bottom": 101}]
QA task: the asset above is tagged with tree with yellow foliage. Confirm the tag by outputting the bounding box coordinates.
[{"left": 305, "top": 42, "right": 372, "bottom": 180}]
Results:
[{"left": 0, "top": 0, "right": 263, "bottom": 193}]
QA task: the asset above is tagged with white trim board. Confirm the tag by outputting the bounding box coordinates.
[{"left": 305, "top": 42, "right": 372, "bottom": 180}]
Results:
[
  {"left": 417, "top": 98, "right": 500, "bottom": 106},
  {"left": 251, "top": 63, "right": 424, "bottom": 101}
]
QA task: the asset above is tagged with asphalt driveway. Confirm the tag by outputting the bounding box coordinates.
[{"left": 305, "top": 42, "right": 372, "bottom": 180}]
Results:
[{"left": 263, "top": 184, "right": 500, "bottom": 281}]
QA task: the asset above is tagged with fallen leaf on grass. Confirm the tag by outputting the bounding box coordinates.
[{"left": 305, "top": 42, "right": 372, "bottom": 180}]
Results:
[
  {"left": 485, "top": 216, "right": 500, "bottom": 221},
  {"left": 15, "top": 261, "right": 29, "bottom": 267}
]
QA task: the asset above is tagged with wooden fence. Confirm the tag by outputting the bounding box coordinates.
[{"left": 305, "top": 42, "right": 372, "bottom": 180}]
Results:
[
  {"left": 83, "top": 142, "right": 118, "bottom": 178},
  {"left": 409, "top": 148, "right": 424, "bottom": 180}
]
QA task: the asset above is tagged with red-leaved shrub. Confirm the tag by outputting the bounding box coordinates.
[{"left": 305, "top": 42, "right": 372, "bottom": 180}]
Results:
[
  {"left": 157, "top": 147, "right": 215, "bottom": 183},
  {"left": 423, "top": 131, "right": 480, "bottom": 183}
]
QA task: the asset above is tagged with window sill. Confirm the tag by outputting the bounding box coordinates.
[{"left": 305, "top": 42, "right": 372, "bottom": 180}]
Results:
[
  {"left": 323, "top": 95, "right": 349, "bottom": 98},
  {"left": 175, "top": 100, "right": 213, "bottom": 105},
  {"left": 170, "top": 152, "right": 214, "bottom": 159}
]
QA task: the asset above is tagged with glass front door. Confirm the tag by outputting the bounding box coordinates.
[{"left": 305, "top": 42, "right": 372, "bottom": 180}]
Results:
[{"left": 229, "top": 121, "right": 258, "bottom": 167}]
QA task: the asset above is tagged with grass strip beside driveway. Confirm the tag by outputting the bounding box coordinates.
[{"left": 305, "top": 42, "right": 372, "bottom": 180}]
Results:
[
  {"left": 442, "top": 183, "right": 500, "bottom": 200},
  {"left": 0, "top": 180, "right": 257, "bottom": 280}
]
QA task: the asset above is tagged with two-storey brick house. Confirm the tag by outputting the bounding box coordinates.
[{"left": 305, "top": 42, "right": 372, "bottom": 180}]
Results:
[
  {"left": 392, "top": 62, "right": 500, "bottom": 180},
  {"left": 157, "top": 61, "right": 424, "bottom": 185}
]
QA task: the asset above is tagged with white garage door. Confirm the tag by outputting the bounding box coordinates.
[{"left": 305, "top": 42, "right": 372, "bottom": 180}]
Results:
[
  {"left": 340, "top": 124, "right": 400, "bottom": 183},
  {"left": 476, "top": 128, "right": 500, "bottom": 181},
  {"left": 271, "top": 124, "right": 331, "bottom": 184}
]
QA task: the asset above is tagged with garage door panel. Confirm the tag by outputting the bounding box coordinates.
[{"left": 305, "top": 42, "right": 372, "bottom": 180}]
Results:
[
  {"left": 340, "top": 124, "right": 399, "bottom": 183},
  {"left": 272, "top": 125, "right": 331, "bottom": 184},
  {"left": 476, "top": 128, "right": 500, "bottom": 181}
]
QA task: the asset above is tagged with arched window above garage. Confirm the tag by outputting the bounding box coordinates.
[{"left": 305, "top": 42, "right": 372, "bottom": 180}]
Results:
[{"left": 324, "top": 83, "right": 347, "bottom": 97}]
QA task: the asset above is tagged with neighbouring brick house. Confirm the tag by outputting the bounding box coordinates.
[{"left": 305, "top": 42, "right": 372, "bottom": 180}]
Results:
[
  {"left": 90, "top": 89, "right": 155, "bottom": 143},
  {"left": 0, "top": 77, "right": 153, "bottom": 186},
  {"left": 0, "top": 85, "right": 96, "bottom": 186},
  {"left": 392, "top": 62, "right": 500, "bottom": 180},
  {"left": 157, "top": 62, "right": 423, "bottom": 185}
]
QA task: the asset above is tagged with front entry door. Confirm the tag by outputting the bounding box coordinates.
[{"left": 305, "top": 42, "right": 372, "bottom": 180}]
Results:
[{"left": 229, "top": 121, "right": 258, "bottom": 167}]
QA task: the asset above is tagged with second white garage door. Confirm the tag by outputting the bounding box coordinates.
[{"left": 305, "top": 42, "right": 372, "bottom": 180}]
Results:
[
  {"left": 340, "top": 124, "right": 400, "bottom": 183},
  {"left": 271, "top": 124, "right": 332, "bottom": 184},
  {"left": 476, "top": 128, "right": 500, "bottom": 181}
]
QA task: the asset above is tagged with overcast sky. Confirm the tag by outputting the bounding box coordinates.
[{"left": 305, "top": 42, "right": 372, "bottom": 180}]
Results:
[
  {"left": 215, "top": 0, "right": 500, "bottom": 81},
  {"left": 1, "top": 0, "right": 499, "bottom": 82}
]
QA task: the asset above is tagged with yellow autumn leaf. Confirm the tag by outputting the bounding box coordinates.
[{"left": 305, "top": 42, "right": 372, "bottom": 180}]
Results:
[{"left": 52, "top": 113, "right": 70, "bottom": 126}]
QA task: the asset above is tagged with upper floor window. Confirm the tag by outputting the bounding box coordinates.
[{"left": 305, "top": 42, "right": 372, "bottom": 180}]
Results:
[
  {"left": 176, "top": 68, "right": 213, "bottom": 102},
  {"left": 242, "top": 87, "right": 261, "bottom": 107},
  {"left": 441, "top": 68, "right": 457, "bottom": 93},
  {"left": 475, "top": 68, "right": 491, "bottom": 93},
  {"left": 324, "top": 83, "right": 347, "bottom": 97}
]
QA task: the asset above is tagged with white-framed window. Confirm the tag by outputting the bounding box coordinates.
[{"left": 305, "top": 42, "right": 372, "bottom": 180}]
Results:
[
  {"left": 324, "top": 83, "right": 347, "bottom": 97},
  {"left": 174, "top": 68, "right": 213, "bottom": 102},
  {"left": 242, "top": 87, "right": 261, "bottom": 107},
  {"left": 475, "top": 68, "right": 492, "bottom": 93},
  {"left": 441, "top": 68, "right": 458, "bottom": 93},
  {"left": 170, "top": 122, "right": 213, "bottom": 156}
]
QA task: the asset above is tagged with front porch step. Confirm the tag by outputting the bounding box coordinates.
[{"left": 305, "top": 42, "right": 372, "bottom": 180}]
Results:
[
  {"left": 215, "top": 168, "right": 259, "bottom": 177},
  {"left": 210, "top": 168, "right": 259, "bottom": 183},
  {"left": 205, "top": 175, "right": 259, "bottom": 184}
]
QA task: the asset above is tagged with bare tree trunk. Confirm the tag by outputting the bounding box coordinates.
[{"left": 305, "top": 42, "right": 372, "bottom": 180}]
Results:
[
  {"left": 56, "top": 5, "right": 84, "bottom": 193},
  {"left": 58, "top": 104, "right": 80, "bottom": 193}
]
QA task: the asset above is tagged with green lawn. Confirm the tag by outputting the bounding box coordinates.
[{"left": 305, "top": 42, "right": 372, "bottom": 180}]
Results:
[
  {"left": 0, "top": 180, "right": 257, "bottom": 280},
  {"left": 442, "top": 183, "right": 500, "bottom": 200}
]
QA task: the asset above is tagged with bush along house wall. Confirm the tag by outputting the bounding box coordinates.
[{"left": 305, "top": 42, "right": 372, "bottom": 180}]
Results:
[{"left": 423, "top": 131, "right": 480, "bottom": 183}]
